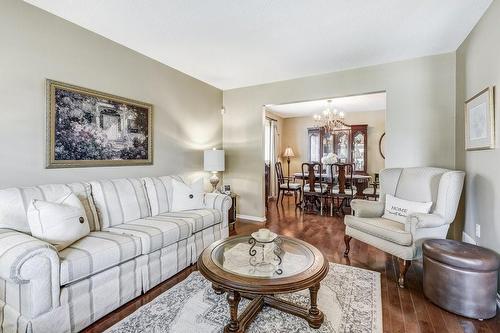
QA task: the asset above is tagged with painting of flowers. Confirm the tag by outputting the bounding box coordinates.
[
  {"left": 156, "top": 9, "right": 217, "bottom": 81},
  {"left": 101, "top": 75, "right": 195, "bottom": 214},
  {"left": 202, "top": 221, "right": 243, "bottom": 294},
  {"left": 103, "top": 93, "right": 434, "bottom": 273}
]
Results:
[{"left": 47, "top": 80, "right": 153, "bottom": 168}]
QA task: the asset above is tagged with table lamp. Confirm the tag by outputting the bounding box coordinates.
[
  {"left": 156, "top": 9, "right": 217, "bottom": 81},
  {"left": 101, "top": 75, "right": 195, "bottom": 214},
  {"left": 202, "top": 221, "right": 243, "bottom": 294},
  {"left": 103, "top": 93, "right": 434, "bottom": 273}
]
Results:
[
  {"left": 204, "top": 148, "right": 225, "bottom": 192},
  {"left": 283, "top": 147, "right": 295, "bottom": 185}
]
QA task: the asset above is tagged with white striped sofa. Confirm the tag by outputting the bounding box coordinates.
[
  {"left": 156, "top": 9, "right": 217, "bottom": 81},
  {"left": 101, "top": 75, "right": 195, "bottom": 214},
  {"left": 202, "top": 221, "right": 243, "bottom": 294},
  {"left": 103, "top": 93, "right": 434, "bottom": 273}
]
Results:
[{"left": 0, "top": 176, "right": 231, "bottom": 333}]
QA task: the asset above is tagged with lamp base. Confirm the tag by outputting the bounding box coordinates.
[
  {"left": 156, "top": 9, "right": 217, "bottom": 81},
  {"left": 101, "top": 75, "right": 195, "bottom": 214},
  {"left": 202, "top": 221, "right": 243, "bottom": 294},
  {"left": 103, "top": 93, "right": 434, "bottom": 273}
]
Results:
[{"left": 210, "top": 173, "right": 220, "bottom": 193}]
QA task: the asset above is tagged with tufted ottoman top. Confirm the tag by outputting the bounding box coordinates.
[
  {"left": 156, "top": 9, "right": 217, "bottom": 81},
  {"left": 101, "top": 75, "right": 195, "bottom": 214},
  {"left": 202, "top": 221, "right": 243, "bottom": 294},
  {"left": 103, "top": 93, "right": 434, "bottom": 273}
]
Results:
[{"left": 423, "top": 239, "right": 500, "bottom": 272}]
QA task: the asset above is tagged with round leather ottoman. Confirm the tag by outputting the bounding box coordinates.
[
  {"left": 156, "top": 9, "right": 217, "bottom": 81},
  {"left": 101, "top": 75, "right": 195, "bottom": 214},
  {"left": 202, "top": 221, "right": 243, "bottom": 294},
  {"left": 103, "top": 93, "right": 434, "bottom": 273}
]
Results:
[{"left": 423, "top": 239, "right": 500, "bottom": 320}]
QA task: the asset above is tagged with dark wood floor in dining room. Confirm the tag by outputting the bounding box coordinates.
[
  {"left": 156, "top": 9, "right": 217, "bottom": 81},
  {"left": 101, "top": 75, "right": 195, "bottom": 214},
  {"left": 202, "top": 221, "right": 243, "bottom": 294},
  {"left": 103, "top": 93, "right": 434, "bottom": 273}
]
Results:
[{"left": 84, "top": 196, "right": 500, "bottom": 333}]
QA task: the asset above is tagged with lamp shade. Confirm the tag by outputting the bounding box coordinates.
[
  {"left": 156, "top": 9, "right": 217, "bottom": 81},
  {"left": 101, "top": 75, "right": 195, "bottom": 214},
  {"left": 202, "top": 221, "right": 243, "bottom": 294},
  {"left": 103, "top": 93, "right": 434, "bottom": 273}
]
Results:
[
  {"left": 283, "top": 147, "right": 295, "bottom": 158},
  {"left": 204, "top": 149, "right": 225, "bottom": 172}
]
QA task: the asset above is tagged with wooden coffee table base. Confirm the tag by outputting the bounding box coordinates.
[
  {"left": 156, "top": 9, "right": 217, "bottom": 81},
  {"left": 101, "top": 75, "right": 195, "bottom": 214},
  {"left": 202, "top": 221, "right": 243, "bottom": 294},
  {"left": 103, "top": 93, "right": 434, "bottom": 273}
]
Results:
[
  {"left": 220, "top": 284, "right": 324, "bottom": 333},
  {"left": 199, "top": 236, "right": 329, "bottom": 332}
]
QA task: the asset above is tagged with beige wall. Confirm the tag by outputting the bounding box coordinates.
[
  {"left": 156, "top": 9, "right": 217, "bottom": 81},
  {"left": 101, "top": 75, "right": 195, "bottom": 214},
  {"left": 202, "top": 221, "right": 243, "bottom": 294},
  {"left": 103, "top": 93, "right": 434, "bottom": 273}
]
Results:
[
  {"left": 0, "top": 0, "right": 222, "bottom": 189},
  {"left": 455, "top": 0, "right": 500, "bottom": 260},
  {"left": 282, "top": 110, "right": 385, "bottom": 177},
  {"left": 223, "top": 53, "right": 456, "bottom": 219}
]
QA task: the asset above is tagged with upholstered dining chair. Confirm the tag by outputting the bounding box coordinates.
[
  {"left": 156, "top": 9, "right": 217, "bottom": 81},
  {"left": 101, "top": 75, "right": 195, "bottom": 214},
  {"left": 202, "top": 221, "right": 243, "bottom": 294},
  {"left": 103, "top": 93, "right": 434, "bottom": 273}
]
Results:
[
  {"left": 301, "top": 162, "right": 328, "bottom": 214},
  {"left": 275, "top": 161, "right": 302, "bottom": 206},
  {"left": 363, "top": 173, "right": 380, "bottom": 200},
  {"left": 328, "top": 163, "right": 356, "bottom": 216},
  {"left": 343, "top": 167, "right": 465, "bottom": 288}
]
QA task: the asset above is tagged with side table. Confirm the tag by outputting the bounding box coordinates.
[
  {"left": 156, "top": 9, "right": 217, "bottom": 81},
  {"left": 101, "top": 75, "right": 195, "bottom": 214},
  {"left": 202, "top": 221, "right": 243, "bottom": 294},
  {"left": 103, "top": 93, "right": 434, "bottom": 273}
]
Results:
[{"left": 228, "top": 193, "right": 238, "bottom": 230}]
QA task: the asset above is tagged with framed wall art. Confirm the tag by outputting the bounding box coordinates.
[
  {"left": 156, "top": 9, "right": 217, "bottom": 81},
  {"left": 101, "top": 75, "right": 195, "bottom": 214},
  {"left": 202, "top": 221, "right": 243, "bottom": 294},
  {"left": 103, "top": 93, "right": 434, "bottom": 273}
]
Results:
[
  {"left": 465, "top": 87, "right": 495, "bottom": 151},
  {"left": 46, "top": 80, "right": 153, "bottom": 168}
]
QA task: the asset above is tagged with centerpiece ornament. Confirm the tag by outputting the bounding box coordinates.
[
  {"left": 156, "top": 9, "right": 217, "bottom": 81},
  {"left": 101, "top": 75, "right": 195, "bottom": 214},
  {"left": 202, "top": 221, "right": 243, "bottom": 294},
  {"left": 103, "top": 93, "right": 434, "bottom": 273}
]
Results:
[
  {"left": 313, "top": 99, "right": 346, "bottom": 132},
  {"left": 321, "top": 152, "right": 338, "bottom": 165},
  {"left": 248, "top": 229, "right": 284, "bottom": 275}
]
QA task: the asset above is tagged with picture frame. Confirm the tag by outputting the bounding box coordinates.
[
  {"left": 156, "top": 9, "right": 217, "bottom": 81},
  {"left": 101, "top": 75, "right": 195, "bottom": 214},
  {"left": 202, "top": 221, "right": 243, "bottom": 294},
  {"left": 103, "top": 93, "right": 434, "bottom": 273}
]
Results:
[
  {"left": 46, "top": 80, "right": 153, "bottom": 168},
  {"left": 223, "top": 184, "right": 231, "bottom": 195},
  {"left": 465, "top": 87, "right": 495, "bottom": 151}
]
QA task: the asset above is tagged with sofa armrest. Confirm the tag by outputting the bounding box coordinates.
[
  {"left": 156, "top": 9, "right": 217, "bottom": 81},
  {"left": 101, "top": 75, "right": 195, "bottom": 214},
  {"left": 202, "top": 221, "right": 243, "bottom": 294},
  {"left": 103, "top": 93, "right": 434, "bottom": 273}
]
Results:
[
  {"left": 405, "top": 213, "right": 447, "bottom": 233},
  {"left": 351, "top": 199, "right": 384, "bottom": 218},
  {"left": 204, "top": 193, "right": 232, "bottom": 228},
  {"left": 0, "top": 229, "right": 60, "bottom": 318}
]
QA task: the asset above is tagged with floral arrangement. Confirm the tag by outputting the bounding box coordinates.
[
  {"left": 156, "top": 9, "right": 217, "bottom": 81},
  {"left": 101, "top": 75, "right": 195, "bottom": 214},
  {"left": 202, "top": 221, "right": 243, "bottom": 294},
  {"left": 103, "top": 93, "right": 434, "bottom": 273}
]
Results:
[{"left": 321, "top": 152, "right": 338, "bottom": 165}]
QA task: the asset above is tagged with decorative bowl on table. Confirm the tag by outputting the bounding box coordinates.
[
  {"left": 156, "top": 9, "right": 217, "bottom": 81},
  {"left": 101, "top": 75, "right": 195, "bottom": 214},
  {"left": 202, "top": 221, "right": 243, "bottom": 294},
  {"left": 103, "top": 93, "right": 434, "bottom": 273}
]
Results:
[{"left": 251, "top": 230, "right": 278, "bottom": 243}]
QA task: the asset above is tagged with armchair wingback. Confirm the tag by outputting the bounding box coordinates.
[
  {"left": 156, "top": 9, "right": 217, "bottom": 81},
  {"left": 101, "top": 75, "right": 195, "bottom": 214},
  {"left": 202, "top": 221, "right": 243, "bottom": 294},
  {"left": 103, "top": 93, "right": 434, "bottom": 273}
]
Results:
[
  {"left": 344, "top": 167, "right": 465, "bottom": 288},
  {"left": 378, "top": 167, "right": 465, "bottom": 223}
]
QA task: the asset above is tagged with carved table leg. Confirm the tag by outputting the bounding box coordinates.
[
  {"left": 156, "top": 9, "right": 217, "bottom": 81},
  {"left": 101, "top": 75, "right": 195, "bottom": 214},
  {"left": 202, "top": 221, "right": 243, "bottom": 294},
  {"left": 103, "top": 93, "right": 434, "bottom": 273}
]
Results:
[
  {"left": 225, "top": 290, "right": 242, "bottom": 333},
  {"left": 308, "top": 283, "right": 324, "bottom": 328},
  {"left": 212, "top": 283, "right": 224, "bottom": 295}
]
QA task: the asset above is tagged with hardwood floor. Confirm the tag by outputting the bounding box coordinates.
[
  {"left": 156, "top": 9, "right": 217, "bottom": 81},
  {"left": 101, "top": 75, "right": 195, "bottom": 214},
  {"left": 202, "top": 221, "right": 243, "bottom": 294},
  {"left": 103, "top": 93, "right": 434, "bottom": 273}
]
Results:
[{"left": 83, "top": 196, "right": 500, "bottom": 333}]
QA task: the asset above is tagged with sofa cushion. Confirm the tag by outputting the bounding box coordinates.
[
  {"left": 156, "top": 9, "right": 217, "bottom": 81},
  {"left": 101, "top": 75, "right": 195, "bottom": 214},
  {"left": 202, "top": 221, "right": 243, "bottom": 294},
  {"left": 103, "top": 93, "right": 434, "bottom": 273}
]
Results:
[
  {"left": 142, "top": 175, "right": 185, "bottom": 215},
  {"left": 27, "top": 192, "right": 90, "bottom": 251},
  {"left": 170, "top": 178, "right": 204, "bottom": 212},
  {"left": 105, "top": 216, "right": 192, "bottom": 254},
  {"left": 59, "top": 231, "right": 141, "bottom": 285},
  {"left": 90, "top": 178, "right": 150, "bottom": 228},
  {"left": 160, "top": 208, "right": 222, "bottom": 234},
  {"left": 67, "top": 182, "right": 100, "bottom": 231},
  {"left": 344, "top": 216, "right": 412, "bottom": 246},
  {"left": 0, "top": 182, "right": 98, "bottom": 234}
]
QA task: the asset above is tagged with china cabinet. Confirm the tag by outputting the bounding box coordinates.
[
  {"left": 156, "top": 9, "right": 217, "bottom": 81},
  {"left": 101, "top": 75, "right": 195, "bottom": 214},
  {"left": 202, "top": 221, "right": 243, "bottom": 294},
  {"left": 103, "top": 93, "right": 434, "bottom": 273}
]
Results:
[
  {"left": 307, "top": 124, "right": 368, "bottom": 174},
  {"left": 350, "top": 125, "right": 368, "bottom": 174}
]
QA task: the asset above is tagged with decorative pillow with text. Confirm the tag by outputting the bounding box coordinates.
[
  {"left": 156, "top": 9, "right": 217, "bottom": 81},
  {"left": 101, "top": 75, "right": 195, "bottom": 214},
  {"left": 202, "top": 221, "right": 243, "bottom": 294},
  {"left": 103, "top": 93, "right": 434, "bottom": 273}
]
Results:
[{"left": 382, "top": 194, "right": 432, "bottom": 224}]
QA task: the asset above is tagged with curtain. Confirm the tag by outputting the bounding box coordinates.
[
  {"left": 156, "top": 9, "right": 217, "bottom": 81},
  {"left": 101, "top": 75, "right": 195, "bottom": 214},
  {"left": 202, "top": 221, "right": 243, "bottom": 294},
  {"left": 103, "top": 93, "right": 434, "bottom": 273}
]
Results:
[{"left": 265, "top": 117, "right": 278, "bottom": 197}]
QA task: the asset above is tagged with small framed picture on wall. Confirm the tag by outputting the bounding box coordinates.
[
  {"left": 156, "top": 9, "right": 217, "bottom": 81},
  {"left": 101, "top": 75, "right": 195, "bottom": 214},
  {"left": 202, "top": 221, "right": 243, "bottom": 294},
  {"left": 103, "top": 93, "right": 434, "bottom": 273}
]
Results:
[{"left": 465, "top": 87, "right": 495, "bottom": 150}]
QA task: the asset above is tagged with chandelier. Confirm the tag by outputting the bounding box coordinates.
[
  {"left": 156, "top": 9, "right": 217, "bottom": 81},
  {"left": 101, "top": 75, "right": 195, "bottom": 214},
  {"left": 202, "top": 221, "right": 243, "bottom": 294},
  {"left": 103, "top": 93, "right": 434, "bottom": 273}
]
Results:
[{"left": 313, "top": 100, "right": 346, "bottom": 132}]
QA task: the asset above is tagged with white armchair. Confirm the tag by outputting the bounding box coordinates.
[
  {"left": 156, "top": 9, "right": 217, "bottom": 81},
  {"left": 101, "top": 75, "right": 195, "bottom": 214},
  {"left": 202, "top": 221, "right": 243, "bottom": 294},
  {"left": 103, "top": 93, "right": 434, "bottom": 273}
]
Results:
[{"left": 343, "top": 167, "right": 465, "bottom": 288}]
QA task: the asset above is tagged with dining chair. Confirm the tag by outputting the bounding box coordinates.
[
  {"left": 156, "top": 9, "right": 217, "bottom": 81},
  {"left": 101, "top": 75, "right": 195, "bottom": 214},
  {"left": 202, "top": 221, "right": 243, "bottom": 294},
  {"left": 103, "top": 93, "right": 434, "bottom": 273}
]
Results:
[
  {"left": 275, "top": 161, "right": 302, "bottom": 206},
  {"left": 363, "top": 172, "right": 380, "bottom": 200},
  {"left": 329, "top": 163, "right": 356, "bottom": 215},
  {"left": 301, "top": 162, "right": 328, "bottom": 214}
]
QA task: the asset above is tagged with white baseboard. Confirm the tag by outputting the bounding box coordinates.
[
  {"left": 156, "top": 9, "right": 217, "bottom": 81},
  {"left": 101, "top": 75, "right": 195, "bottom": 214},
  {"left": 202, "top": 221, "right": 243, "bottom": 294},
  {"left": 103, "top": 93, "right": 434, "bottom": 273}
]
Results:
[
  {"left": 236, "top": 214, "right": 266, "bottom": 223},
  {"left": 462, "top": 232, "right": 477, "bottom": 245}
]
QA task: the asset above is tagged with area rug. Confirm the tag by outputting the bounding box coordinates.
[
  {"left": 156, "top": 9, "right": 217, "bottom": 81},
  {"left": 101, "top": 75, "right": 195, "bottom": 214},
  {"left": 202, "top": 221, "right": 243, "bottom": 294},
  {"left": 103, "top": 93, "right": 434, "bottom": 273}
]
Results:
[{"left": 105, "top": 263, "right": 382, "bottom": 333}]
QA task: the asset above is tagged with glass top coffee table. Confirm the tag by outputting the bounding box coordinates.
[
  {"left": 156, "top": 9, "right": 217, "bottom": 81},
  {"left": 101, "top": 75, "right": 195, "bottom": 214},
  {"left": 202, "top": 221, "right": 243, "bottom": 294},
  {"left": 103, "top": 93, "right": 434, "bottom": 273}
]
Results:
[{"left": 198, "top": 235, "right": 329, "bottom": 332}]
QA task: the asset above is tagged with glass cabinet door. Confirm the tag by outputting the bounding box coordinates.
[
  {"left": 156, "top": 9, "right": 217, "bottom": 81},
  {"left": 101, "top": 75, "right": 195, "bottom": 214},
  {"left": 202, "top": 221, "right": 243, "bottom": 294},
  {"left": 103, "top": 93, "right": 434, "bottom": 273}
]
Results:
[
  {"left": 334, "top": 130, "right": 350, "bottom": 163},
  {"left": 352, "top": 131, "right": 365, "bottom": 172},
  {"left": 322, "top": 130, "right": 333, "bottom": 158}
]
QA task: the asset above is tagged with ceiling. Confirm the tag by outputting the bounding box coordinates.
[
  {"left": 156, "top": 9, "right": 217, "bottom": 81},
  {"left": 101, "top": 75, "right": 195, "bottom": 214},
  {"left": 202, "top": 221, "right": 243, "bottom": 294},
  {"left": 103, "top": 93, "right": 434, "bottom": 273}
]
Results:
[
  {"left": 266, "top": 92, "right": 386, "bottom": 118},
  {"left": 24, "top": 0, "right": 491, "bottom": 90}
]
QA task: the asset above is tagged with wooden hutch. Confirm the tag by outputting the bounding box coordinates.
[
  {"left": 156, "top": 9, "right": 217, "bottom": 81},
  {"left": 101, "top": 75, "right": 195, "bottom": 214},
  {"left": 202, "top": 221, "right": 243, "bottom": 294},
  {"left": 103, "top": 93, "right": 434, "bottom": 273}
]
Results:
[{"left": 307, "top": 124, "right": 368, "bottom": 174}]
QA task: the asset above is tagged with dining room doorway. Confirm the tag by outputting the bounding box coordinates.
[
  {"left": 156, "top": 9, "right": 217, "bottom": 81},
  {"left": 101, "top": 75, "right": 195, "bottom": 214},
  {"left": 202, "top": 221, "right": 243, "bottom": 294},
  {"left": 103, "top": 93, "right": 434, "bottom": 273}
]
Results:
[{"left": 264, "top": 91, "right": 386, "bottom": 212}]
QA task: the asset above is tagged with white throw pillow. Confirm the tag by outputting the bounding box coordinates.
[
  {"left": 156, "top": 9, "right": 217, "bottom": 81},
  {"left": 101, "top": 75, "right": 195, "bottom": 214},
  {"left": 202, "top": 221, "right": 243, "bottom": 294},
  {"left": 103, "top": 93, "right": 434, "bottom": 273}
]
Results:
[
  {"left": 27, "top": 192, "right": 90, "bottom": 251},
  {"left": 382, "top": 194, "right": 432, "bottom": 224},
  {"left": 170, "top": 178, "right": 205, "bottom": 212}
]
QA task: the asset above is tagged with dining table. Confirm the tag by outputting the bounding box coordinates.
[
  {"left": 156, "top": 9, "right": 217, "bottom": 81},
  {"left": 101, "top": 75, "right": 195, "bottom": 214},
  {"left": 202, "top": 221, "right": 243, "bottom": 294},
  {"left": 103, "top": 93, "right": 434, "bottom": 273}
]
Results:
[{"left": 293, "top": 171, "right": 372, "bottom": 197}]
